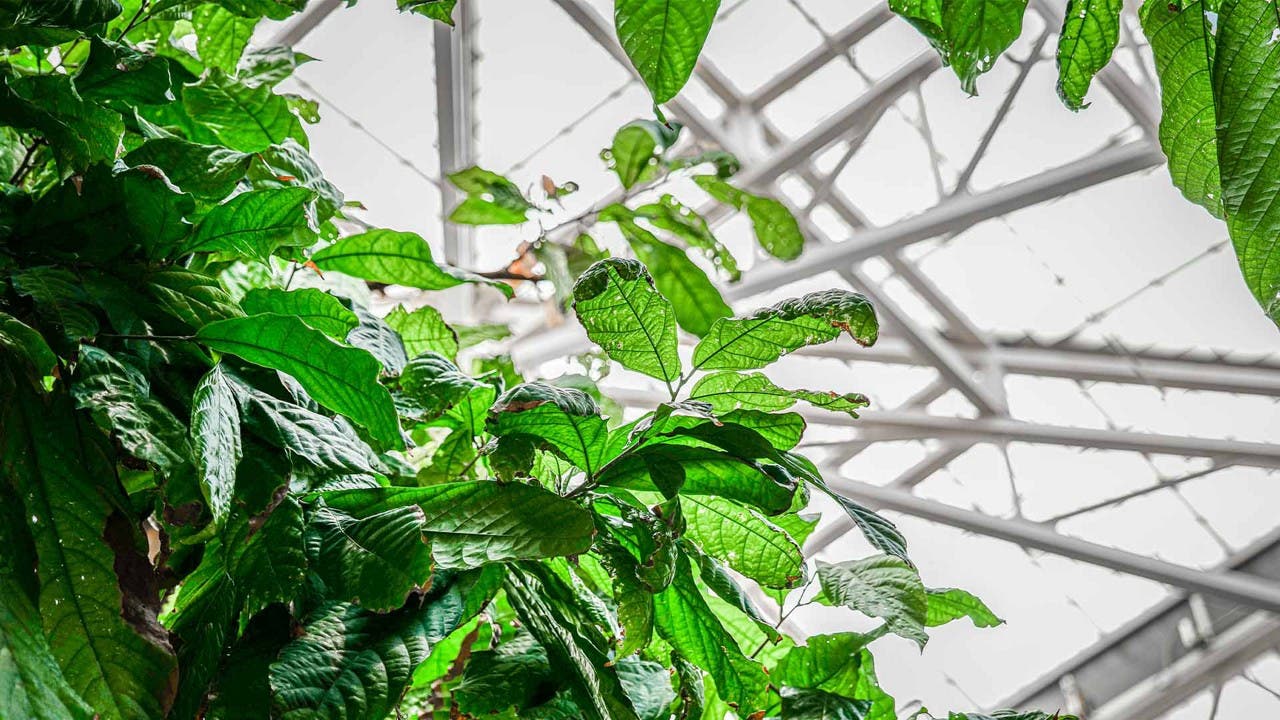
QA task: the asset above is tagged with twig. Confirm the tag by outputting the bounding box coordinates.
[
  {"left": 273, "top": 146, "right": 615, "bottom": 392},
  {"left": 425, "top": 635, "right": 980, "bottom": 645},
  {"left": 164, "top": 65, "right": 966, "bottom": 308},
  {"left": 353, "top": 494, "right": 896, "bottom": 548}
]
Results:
[
  {"left": 96, "top": 333, "right": 196, "bottom": 342},
  {"left": 9, "top": 139, "right": 46, "bottom": 186}
]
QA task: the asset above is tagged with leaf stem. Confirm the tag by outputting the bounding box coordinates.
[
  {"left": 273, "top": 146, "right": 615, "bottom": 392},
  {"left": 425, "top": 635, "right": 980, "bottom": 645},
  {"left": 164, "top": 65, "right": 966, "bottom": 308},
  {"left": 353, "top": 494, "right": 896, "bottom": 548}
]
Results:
[
  {"left": 96, "top": 333, "right": 196, "bottom": 342},
  {"left": 9, "top": 138, "right": 46, "bottom": 186}
]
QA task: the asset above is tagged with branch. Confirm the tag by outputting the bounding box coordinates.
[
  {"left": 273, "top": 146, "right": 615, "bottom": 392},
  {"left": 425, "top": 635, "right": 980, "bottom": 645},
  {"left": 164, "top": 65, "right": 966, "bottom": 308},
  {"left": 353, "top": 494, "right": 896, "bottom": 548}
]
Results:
[{"left": 9, "top": 139, "right": 46, "bottom": 186}]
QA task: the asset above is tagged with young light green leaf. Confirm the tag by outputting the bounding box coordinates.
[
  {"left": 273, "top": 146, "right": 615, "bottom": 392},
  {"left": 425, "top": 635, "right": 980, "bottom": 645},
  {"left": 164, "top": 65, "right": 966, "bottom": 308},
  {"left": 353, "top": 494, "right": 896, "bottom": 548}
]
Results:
[
  {"left": 925, "top": 587, "right": 1003, "bottom": 628},
  {"left": 1056, "top": 0, "right": 1122, "bottom": 110},
  {"left": 614, "top": 0, "right": 722, "bottom": 104},
  {"left": 616, "top": 219, "right": 731, "bottom": 336},
  {"left": 942, "top": 0, "right": 1029, "bottom": 94},
  {"left": 693, "top": 175, "right": 804, "bottom": 260},
  {"left": 240, "top": 287, "right": 358, "bottom": 339},
  {"left": 1212, "top": 0, "right": 1280, "bottom": 324},
  {"left": 385, "top": 303, "right": 459, "bottom": 359},
  {"left": 311, "top": 229, "right": 514, "bottom": 297},
  {"left": 183, "top": 69, "right": 306, "bottom": 152},
  {"left": 681, "top": 495, "right": 804, "bottom": 588},
  {"left": 305, "top": 500, "right": 433, "bottom": 612},
  {"left": 692, "top": 289, "right": 878, "bottom": 370},
  {"left": 197, "top": 314, "right": 403, "bottom": 448},
  {"left": 185, "top": 188, "right": 315, "bottom": 262},
  {"left": 487, "top": 382, "right": 609, "bottom": 476},
  {"left": 605, "top": 120, "right": 677, "bottom": 188},
  {"left": 194, "top": 4, "right": 257, "bottom": 72},
  {"left": 817, "top": 556, "right": 929, "bottom": 648},
  {"left": 572, "top": 258, "right": 682, "bottom": 384},
  {"left": 447, "top": 166, "right": 532, "bottom": 225},
  {"left": 315, "top": 482, "right": 596, "bottom": 568},
  {"left": 691, "top": 371, "right": 870, "bottom": 417},
  {"left": 1139, "top": 0, "right": 1223, "bottom": 216},
  {"left": 633, "top": 194, "right": 740, "bottom": 280}
]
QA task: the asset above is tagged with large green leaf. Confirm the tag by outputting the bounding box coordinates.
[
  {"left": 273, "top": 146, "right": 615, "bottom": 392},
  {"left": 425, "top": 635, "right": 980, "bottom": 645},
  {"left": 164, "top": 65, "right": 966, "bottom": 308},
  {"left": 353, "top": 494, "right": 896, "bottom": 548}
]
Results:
[
  {"left": 394, "top": 351, "right": 492, "bottom": 423},
  {"left": 0, "top": 74, "right": 123, "bottom": 176},
  {"left": 75, "top": 37, "right": 175, "bottom": 105},
  {"left": 197, "top": 314, "right": 403, "bottom": 448},
  {"left": 194, "top": 4, "right": 257, "bottom": 71},
  {"left": 11, "top": 266, "right": 99, "bottom": 341},
  {"left": 305, "top": 499, "right": 434, "bottom": 612},
  {"left": 1139, "top": 0, "right": 1223, "bottom": 216},
  {"left": 773, "top": 632, "right": 873, "bottom": 698},
  {"left": 315, "top": 482, "right": 596, "bottom": 568},
  {"left": 816, "top": 556, "right": 929, "bottom": 648},
  {"left": 124, "top": 138, "right": 252, "bottom": 201},
  {"left": 184, "top": 187, "right": 315, "bottom": 262},
  {"left": 310, "top": 229, "right": 513, "bottom": 297},
  {"left": 615, "top": 218, "right": 731, "bottom": 336},
  {"left": 384, "top": 304, "right": 458, "bottom": 359},
  {"left": 691, "top": 371, "right": 869, "bottom": 417},
  {"left": 652, "top": 554, "right": 770, "bottom": 713},
  {"left": 633, "top": 194, "right": 740, "bottom": 280},
  {"left": 453, "top": 632, "right": 558, "bottom": 714},
  {"left": 942, "top": 0, "right": 1029, "bottom": 94},
  {"left": 692, "top": 289, "right": 878, "bottom": 370},
  {"left": 1212, "top": 0, "right": 1280, "bottom": 323},
  {"left": 0, "top": 371, "right": 176, "bottom": 720},
  {"left": 681, "top": 495, "right": 804, "bottom": 588},
  {"left": 0, "top": 0, "right": 122, "bottom": 38},
  {"left": 248, "top": 140, "right": 344, "bottom": 221},
  {"left": 1055, "top": 0, "right": 1122, "bottom": 110},
  {"left": 505, "top": 565, "right": 642, "bottom": 720},
  {"left": 240, "top": 288, "right": 357, "bottom": 339},
  {"left": 614, "top": 0, "right": 721, "bottom": 104},
  {"left": 183, "top": 69, "right": 305, "bottom": 152},
  {"left": 270, "top": 570, "right": 495, "bottom": 720},
  {"left": 597, "top": 444, "right": 796, "bottom": 514},
  {"left": 781, "top": 688, "right": 872, "bottom": 719},
  {"left": 488, "top": 382, "right": 609, "bottom": 476},
  {"left": 924, "top": 587, "right": 1003, "bottom": 628},
  {"left": 572, "top": 258, "right": 681, "bottom": 384}
]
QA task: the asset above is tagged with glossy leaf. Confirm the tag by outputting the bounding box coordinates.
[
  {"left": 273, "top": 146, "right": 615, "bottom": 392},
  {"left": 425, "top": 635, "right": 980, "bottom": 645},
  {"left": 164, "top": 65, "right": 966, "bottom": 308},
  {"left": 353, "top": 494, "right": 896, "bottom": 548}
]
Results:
[
  {"left": 183, "top": 69, "right": 306, "bottom": 152},
  {"left": 197, "top": 314, "right": 403, "bottom": 448},
  {"left": 75, "top": 37, "right": 174, "bottom": 105},
  {"left": 616, "top": 218, "right": 731, "bottom": 336},
  {"left": 124, "top": 138, "right": 252, "bottom": 200},
  {"left": 0, "top": 573, "right": 96, "bottom": 720},
  {"left": 633, "top": 194, "right": 740, "bottom": 280},
  {"left": 1056, "top": 0, "right": 1122, "bottom": 110},
  {"left": 615, "top": 0, "right": 721, "bottom": 103},
  {"left": 385, "top": 303, "right": 459, "bottom": 359},
  {"left": 0, "top": 74, "right": 123, "bottom": 176},
  {"left": 597, "top": 444, "right": 796, "bottom": 514},
  {"left": 305, "top": 500, "right": 433, "bottom": 612},
  {"left": 184, "top": 188, "right": 315, "bottom": 262},
  {"left": 693, "top": 175, "right": 804, "bottom": 260},
  {"left": 311, "top": 228, "right": 514, "bottom": 297},
  {"left": 682, "top": 495, "right": 804, "bottom": 588},
  {"left": 447, "top": 166, "right": 532, "bottom": 225},
  {"left": 194, "top": 4, "right": 257, "bottom": 72},
  {"left": 925, "top": 587, "right": 1003, "bottom": 628},
  {"left": 605, "top": 120, "right": 674, "bottom": 188},
  {"left": 315, "top": 482, "right": 596, "bottom": 568},
  {"left": 691, "top": 371, "right": 870, "bottom": 417},
  {"left": 781, "top": 688, "right": 872, "bottom": 719},
  {"left": 692, "top": 289, "right": 878, "bottom": 370},
  {"left": 774, "top": 632, "right": 874, "bottom": 697},
  {"left": 573, "top": 258, "right": 681, "bottom": 384},
  {"left": 488, "top": 382, "right": 609, "bottom": 476},
  {"left": 817, "top": 556, "right": 929, "bottom": 648},
  {"left": 240, "top": 287, "right": 358, "bottom": 339}
]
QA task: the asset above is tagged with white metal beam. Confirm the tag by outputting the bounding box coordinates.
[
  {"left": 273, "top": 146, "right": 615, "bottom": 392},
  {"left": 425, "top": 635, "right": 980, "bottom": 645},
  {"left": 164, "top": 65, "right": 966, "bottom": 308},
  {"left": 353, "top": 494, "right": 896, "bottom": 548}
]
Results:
[{"left": 433, "top": 1, "right": 476, "bottom": 268}]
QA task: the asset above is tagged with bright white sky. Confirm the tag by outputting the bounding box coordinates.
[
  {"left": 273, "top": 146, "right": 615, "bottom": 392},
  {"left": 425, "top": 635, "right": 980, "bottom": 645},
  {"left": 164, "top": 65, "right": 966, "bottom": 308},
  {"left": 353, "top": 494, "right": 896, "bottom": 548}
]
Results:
[{"left": 271, "top": 0, "right": 1280, "bottom": 716}]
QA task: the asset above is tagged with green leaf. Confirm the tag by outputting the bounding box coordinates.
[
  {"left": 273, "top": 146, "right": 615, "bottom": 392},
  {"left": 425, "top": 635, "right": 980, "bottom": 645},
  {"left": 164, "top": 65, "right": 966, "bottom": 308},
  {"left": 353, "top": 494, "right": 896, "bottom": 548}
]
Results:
[
  {"left": 194, "top": 4, "right": 257, "bottom": 72},
  {"left": 488, "top": 382, "right": 609, "bottom": 476},
  {"left": 598, "top": 444, "right": 796, "bottom": 514},
  {"left": 686, "top": 541, "right": 781, "bottom": 642},
  {"left": 237, "top": 46, "right": 313, "bottom": 87},
  {"left": 454, "top": 632, "right": 557, "bottom": 714},
  {"left": 185, "top": 187, "right": 315, "bottom": 262},
  {"left": 692, "top": 289, "right": 878, "bottom": 370},
  {"left": 270, "top": 570, "right": 492, "bottom": 720},
  {"left": 816, "top": 556, "right": 929, "bottom": 648},
  {"left": 0, "top": 311, "right": 56, "bottom": 376},
  {"left": 305, "top": 499, "right": 433, "bottom": 612},
  {"left": 692, "top": 175, "right": 804, "bottom": 260},
  {"left": 633, "top": 194, "right": 740, "bottom": 280},
  {"left": 617, "top": 657, "right": 677, "bottom": 720},
  {"left": 652, "top": 554, "right": 770, "bottom": 713},
  {"left": 311, "top": 229, "right": 514, "bottom": 297},
  {"left": 384, "top": 304, "right": 459, "bottom": 359},
  {"left": 197, "top": 314, "right": 403, "bottom": 448},
  {"left": 248, "top": 140, "right": 344, "bottom": 222},
  {"left": 447, "top": 166, "right": 532, "bottom": 225},
  {"left": 213, "top": 0, "right": 306, "bottom": 20},
  {"left": 1139, "top": 0, "right": 1223, "bottom": 216},
  {"left": 10, "top": 266, "right": 98, "bottom": 341},
  {"left": 0, "top": 74, "right": 123, "bottom": 176},
  {"left": 616, "top": 219, "right": 731, "bottom": 336},
  {"left": 124, "top": 138, "right": 252, "bottom": 200},
  {"left": 345, "top": 304, "right": 409, "bottom": 375},
  {"left": 183, "top": 69, "right": 306, "bottom": 152},
  {"left": 397, "top": 0, "right": 457, "bottom": 24},
  {"left": 925, "top": 587, "right": 1003, "bottom": 628},
  {"left": 572, "top": 258, "right": 681, "bottom": 384},
  {"left": 1211, "top": 0, "right": 1280, "bottom": 323},
  {"left": 504, "top": 565, "right": 642, "bottom": 720},
  {"left": 691, "top": 371, "right": 869, "bottom": 417},
  {"left": 145, "top": 268, "right": 243, "bottom": 331},
  {"left": 808, "top": 476, "right": 910, "bottom": 564},
  {"left": 943, "top": 0, "right": 1029, "bottom": 94},
  {"left": 75, "top": 37, "right": 175, "bottom": 105},
  {"left": 781, "top": 688, "right": 872, "bottom": 719},
  {"left": 0, "top": 571, "right": 96, "bottom": 720},
  {"left": 605, "top": 121, "right": 675, "bottom": 188},
  {"left": 0, "top": 372, "right": 177, "bottom": 720},
  {"left": 241, "top": 288, "right": 358, "bottom": 339},
  {"left": 0, "top": 0, "right": 122, "bottom": 38},
  {"left": 773, "top": 632, "right": 873, "bottom": 697},
  {"left": 681, "top": 495, "right": 804, "bottom": 588},
  {"left": 1055, "top": 0, "right": 1122, "bottom": 110},
  {"left": 614, "top": 0, "right": 721, "bottom": 103},
  {"left": 315, "top": 482, "right": 596, "bottom": 568},
  {"left": 395, "top": 351, "right": 492, "bottom": 423}
]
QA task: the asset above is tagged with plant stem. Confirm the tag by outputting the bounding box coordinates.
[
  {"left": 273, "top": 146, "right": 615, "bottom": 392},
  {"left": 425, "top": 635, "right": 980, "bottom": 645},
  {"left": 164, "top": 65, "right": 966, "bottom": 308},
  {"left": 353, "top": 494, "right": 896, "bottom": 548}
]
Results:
[
  {"left": 9, "top": 139, "right": 46, "bottom": 186},
  {"left": 97, "top": 333, "right": 196, "bottom": 342}
]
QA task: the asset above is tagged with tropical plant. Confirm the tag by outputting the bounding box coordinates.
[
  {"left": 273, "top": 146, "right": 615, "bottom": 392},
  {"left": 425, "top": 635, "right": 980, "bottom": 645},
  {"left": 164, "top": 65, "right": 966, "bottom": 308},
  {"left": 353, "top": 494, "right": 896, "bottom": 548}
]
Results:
[{"left": 0, "top": 2, "right": 1102, "bottom": 720}]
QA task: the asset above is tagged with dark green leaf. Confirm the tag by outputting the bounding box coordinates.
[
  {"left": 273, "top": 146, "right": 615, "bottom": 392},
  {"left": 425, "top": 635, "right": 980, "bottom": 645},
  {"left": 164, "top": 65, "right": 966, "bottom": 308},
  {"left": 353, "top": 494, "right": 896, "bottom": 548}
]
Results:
[
  {"left": 145, "top": 268, "right": 243, "bottom": 330},
  {"left": 0, "top": 74, "right": 123, "bottom": 176},
  {"left": 692, "top": 289, "right": 878, "bottom": 370},
  {"left": 124, "top": 138, "right": 252, "bottom": 201},
  {"left": 311, "top": 229, "right": 514, "bottom": 297},
  {"left": 315, "top": 482, "right": 596, "bottom": 568},
  {"left": 614, "top": 0, "right": 721, "bottom": 103},
  {"left": 816, "top": 556, "right": 929, "bottom": 648},
  {"left": 1056, "top": 0, "right": 1122, "bottom": 110},
  {"left": 573, "top": 258, "right": 681, "bottom": 384},
  {"left": 0, "top": 0, "right": 122, "bottom": 38},
  {"left": 0, "top": 570, "right": 96, "bottom": 720},
  {"left": 598, "top": 444, "right": 796, "bottom": 514},
  {"left": 247, "top": 140, "right": 344, "bottom": 222},
  {"left": 781, "top": 688, "right": 872, "bottom": 719},
  {"left": 185, "top": 187, "right": 315, "bottom": 262},
  {"left": 0, "top": 311, "right": 56, "bottom": 376},
  {"left": 925, "top": 587, "right": 1003, "bottom": 628},
  {"left": 183, "top": 69, "right": 306, "bottom": 152},
  {"left": 395, "top": 351, "right": 491, "bottom": 423},
  {"left": 454, "top": 632, "right": 557, "bottom": 713},
  {"left": 617, "top": 657, "right": 677, "bottom": 720},
  {"left": 345, "top": 304, "right": 409, "bottom": 375},
  {"left": 75, "top": 37, "right": 175, "bottom": 105},
  {"left": 305, "top": 499, "right": 433, "bottom": 612},
  {"left": 241, "top": 288, "right": 358, "bottom": 339},
  {"left": 197, "top": 314, "right": 403, "bottom": 448},
  {"left": 10, "top": 266, "right": 99, "bottom": 340},
  {"left": 488, "top": 382, "right": 609, "bottom": 476}
]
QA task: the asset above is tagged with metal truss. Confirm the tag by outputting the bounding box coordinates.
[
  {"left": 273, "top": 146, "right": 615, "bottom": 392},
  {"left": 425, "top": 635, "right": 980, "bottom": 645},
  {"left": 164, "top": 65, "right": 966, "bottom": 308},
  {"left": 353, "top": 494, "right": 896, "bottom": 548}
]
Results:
[{"left": 275, "top": 0, "right": 1280, "bottom": 714}]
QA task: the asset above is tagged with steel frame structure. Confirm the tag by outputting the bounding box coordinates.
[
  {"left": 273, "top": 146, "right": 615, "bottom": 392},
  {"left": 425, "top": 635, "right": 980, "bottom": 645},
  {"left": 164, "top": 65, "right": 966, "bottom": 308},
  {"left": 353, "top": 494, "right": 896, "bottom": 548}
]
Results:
[{"left": 274, "top": 0, "right": 1280, "bottom": 715}]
